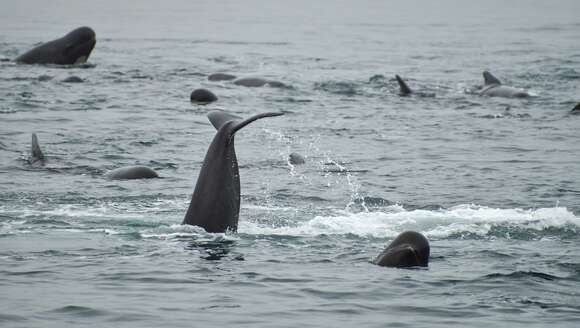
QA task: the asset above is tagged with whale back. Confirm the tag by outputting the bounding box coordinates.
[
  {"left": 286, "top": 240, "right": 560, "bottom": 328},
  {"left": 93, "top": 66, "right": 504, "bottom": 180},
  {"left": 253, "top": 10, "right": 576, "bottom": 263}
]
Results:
[
  {"left": 105, "top": 166, "right": 159, "bottom": 180},
  {"left": 484, "top": 86, "right": 529, "bottom": 98}
]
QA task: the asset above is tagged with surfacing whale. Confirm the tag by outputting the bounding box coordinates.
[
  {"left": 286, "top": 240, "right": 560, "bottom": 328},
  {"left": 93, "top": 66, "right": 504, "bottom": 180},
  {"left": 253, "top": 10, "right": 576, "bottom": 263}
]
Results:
[
  {"left": 104, "top": 166, "right": 159, "bottom": 180},
  {"left": 15, "top": 27, "right": 96, "bottom": 65},
  {"left": 234, "top": 77, "right": 288, "bottom": 88},
  {"left": 374, "top": 231, "right": 430, "bottom": 268},
  {"left": 183, "top": 110, "right": 284, "bottom": 233},
  {"left": 190, "top": 88, "right": 218, "bottom": 103},
  {"left": 288, "top": 152, "right": 305, "bottom": 165},
  {"left": 208, "top": 73, "right": 237, "bottom": 81},
  {"left": 478, "top": 71, "right": 530, "bottom": 98}
]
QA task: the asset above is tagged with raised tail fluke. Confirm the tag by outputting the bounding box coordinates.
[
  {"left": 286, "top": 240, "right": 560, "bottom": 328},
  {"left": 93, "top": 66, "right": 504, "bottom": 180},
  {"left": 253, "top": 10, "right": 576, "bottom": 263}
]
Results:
[
  {"left": 207, "top": 111, "right": 243, "bottom": 130},
  {"left": 231, "top": 112, "right": 284, "bottom": 135},
  {"left": 395, "top": 75, "right": 412, "bottom": 95},
  {"left": 483, "top": 71, "right": 502, "bottom": 85},
  {"left": 207, "top": 110, "right": 283, "bottom": 136},
  {"left": 183, "top": 110, "right": 284, "bottom": 232}
]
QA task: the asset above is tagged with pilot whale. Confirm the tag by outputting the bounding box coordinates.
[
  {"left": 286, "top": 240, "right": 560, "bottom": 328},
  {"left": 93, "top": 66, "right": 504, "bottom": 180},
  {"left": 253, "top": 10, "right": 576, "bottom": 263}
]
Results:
[
  {"left": 104, "top": 166, "right": 159, "bottom": 180},
  {"left": 478, "top": 71, "right": 530, "bottom": 98},
  {"left": 374, "top": 231, "right": 430, "bottom": 268},
  {"left": 182, "top": 110, "right": 283, "bottom": 233},
  {"left": 234, "top": 77, "right": 288, "bottom": 88},
  {"left": 15, "top": 27, "right": 96, "bottom": 65},
  {"left": 208, "top": 73, "right": 237, "bottom": 81},
  {"left": 190, "top": 88, "right": 218, "bottom": 103}
]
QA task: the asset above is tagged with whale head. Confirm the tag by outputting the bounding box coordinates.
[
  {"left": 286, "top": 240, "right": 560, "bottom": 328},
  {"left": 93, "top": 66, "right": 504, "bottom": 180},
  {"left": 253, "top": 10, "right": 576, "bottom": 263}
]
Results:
[
  {"left": 62, "top": 27, "right": 96, "bottom": 64},
  {"left": 374, "top": 231, "right": 430, "bottom": 268}
]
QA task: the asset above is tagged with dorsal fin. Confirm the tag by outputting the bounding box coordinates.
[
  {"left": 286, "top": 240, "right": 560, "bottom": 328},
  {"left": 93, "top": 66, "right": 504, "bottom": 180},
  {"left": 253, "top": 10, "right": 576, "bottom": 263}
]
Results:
[
  {"left": 395, "top": 75, "right": 412, "bottom": 95},
  {"left": 207, "top": 111, "right": 243, "bottom": 130},
  {"left": 572, "top": 103, "right": 580, "bottom": 112},
  {"left": 31, "top": 133, "right": 45, "bottom": 163},
  {"left": 483, "top": 71, "right": 501, "bottom": 85}
]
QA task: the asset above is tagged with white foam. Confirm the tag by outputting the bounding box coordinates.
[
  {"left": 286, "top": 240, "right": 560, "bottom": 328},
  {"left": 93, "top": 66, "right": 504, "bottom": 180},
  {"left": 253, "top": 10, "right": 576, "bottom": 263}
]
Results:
[
  {"left": 0, "top": 198, "right": 186, "bottom": 220},
  {"left": 1, "top": 202, "right": 578, "bottom": 239},
  {"left": 239, "top": 204, "right": 580, "bottom": 238},
  {"left": 139, "top": 224, "right": 240, "bottom": 241}
]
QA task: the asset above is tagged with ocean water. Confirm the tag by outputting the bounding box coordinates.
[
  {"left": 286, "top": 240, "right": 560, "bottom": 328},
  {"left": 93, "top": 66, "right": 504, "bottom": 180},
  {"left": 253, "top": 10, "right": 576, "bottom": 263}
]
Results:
[{"left": 1, "top": 0, "right": 580, "bottom": 327}]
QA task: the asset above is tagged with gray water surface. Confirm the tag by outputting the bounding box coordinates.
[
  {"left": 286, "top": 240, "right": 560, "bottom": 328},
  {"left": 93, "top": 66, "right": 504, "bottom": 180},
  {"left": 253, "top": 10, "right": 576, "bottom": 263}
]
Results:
[{"left": 1, "top": 1, "right": 580, "bottom": 327}]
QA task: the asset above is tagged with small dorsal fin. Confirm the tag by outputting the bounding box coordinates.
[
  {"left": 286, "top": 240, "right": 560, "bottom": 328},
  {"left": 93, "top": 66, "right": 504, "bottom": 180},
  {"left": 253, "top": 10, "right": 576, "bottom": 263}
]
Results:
[
  {"left": 572, "top": 103, "right": 580, "bottom": 112},
  {"left": 31, "top": 133, "right": 45, "bottom": 163},
  {"left": 483, "top": 71, "right": 501, "bottom": 85},
  {"left": 207, "top": 111, "right": 243, "bottom": 130},
  {"left": 395, "top": 75, "right": 412, "bottom": 95}
]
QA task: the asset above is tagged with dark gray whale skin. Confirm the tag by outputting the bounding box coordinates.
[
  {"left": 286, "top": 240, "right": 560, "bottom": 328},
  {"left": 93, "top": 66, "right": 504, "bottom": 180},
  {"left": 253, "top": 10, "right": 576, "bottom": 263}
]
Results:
[
  {"left": 105, "top": 166, "right": 159, "bottom": 180},
  {"left": 395, "top": 75, "right": 412, "bottom": 96},
  {"left": 374, "top": 231, "right": 430, "bottom": 268},
  {"left": 394, "top": 75, "right": 435, "bottom": 97},
  {"left": 15, "top": 27, "right": 96, "bottom": 65},
  {"left": 208, "top": 73, "right": 237, "bottom": 81},
  {"left": 288, "top": 152, "right": 305, "bottom": 165},
  {"left": 234, "top": 77, "right": 288, "bottom": 88},
  {"left": 190, "top": 88, "right": 217, "bottom": 103},
  {"left": 182, "top": 110, "right": 284, "bottom": 233},
  {"left": 29, "top": 133, "right": 46, "bottom": 166}
]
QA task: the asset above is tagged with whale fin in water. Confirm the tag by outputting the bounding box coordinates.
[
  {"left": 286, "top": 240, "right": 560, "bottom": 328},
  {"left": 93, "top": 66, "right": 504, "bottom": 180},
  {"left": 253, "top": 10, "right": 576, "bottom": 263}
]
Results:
[
  {"left": 30, "top": 133, "right": 46, "bottom": 165},
  {"left": 395, "top": 75, "right": 412, "bottom": 95},
  {"left": 483, "top": 71, "right": 502, "bottom": 85}
]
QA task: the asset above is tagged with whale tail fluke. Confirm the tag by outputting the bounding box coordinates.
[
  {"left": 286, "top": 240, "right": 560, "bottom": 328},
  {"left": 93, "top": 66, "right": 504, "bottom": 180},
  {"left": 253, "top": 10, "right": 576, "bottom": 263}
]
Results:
[
  {"left": 208, "top": 110, "right": 284, "bottom": 138},
  {"left": 182, "top": 110, "right": 284, "bottom": 232},
  {"left": 483, "top": 71, "right": 502, "bottom": 85},
  {"left": 395, "top": 75, "right": 412, "bottom": 95},
  {"left": 30, "top": 133, "right": 45, "bottom": 165},
  {"left": 208, "top": 111, "right": 243, "bottom": 130}
]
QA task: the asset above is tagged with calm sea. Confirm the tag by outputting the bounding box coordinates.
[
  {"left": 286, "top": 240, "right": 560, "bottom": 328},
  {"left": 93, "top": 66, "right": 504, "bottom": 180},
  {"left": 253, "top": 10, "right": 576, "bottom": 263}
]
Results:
[{"left": 1, "top": 0, "right": 579, "bottom": 327}]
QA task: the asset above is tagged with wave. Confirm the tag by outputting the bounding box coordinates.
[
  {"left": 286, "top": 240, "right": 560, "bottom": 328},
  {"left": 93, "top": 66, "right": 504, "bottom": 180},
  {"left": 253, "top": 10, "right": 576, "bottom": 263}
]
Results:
[
  {"left": 240, "top": 204, "right": 580, "bottom": 239},
  {"left": 1, "top": 201, "right": 578, "bottom": 240},
  {"left": 314, "top": 81, "right": 361, "bottom": 96},
  {"left": 482, "top": 270, "right": 561, "bottom": 281},
  {"left": 47, "top": 305, "right": 109, "bottom": 318}
]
